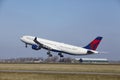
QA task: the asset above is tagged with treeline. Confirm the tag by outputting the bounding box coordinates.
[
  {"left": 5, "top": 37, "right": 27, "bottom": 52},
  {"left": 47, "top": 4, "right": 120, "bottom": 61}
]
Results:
[{"left": 0, "top": 56, "right": 79, "bottom": 63}]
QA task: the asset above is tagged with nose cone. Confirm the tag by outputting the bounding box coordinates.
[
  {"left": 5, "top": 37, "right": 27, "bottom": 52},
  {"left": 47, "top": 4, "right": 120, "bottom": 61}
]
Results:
[{"left": 20, "top": 36, "right": 25, "bottom": 42}]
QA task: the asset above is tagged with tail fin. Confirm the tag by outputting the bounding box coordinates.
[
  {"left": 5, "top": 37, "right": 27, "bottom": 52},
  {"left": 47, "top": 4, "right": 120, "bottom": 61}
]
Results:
[{"left": 84, "top": 36, "right": 103, "bottom": 50}]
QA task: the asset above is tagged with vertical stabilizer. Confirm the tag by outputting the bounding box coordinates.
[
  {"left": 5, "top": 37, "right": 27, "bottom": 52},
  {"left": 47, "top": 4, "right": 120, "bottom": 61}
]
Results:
[{"left": 84, "top": 36, "right": 103, "bottom": 50}]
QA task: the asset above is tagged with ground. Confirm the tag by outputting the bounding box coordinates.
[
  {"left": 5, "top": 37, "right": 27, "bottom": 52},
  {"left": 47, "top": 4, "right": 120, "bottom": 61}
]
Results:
[{"left": 0, "top": 63, "right": 119, "bottom": 80}]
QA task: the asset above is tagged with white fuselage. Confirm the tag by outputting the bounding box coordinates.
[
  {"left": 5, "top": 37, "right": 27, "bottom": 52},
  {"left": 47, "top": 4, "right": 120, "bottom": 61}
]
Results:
[{"left": 20, "top": 36, "right": 98, "bottom": 55}]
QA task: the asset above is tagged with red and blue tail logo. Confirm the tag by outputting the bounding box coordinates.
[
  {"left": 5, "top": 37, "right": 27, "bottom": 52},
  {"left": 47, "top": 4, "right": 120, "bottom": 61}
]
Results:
[{"left": 84, "top": 36, "right": 103, "bottom": 50}]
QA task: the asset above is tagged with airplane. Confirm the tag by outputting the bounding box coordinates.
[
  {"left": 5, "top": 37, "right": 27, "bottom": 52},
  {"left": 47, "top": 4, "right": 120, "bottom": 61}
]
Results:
[{"left": 20, "top": 35, "right": 103, "bottom": 57}]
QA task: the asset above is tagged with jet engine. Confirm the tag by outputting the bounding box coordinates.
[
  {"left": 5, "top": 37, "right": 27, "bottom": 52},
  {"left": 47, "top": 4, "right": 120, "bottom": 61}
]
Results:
[{"left": 32, "top": 44, "right": 41, "bottom": 50}]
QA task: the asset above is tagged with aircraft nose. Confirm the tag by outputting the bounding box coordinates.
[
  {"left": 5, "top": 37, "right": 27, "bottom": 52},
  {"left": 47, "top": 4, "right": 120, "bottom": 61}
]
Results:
[{"left": 20, "top": 36, "right": 25, "bottom": 42}]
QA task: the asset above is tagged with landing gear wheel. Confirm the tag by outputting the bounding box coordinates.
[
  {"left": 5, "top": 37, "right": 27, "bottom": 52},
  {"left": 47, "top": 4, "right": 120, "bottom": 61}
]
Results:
[
  {"left": 58, "top": 52, "right": 64, "bottom": 57},
  {"left": 49, "top": 54, "right": 52, "bottom": 57},
  {"left": 47, "top": 51, "right": 52, "bottom": 57},
  {"left": 60, "top": 55, "right": 64, "bottom": 57}
]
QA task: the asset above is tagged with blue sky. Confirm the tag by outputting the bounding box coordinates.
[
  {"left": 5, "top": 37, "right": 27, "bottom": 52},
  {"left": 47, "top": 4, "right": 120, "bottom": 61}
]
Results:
[{"left": 0, "top": 0, "right": 120, "bottom": 60}]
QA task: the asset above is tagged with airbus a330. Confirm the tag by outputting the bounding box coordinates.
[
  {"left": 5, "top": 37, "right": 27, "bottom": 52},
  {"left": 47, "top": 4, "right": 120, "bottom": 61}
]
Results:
[{"left": 20, "top": 35, "right": 103, "bottom": 57}]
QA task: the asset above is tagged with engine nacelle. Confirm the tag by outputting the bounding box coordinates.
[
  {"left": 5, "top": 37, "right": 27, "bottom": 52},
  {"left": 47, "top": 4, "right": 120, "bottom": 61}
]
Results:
[{"left": 32, "top": 44, "right": 41, "bottom": 50}]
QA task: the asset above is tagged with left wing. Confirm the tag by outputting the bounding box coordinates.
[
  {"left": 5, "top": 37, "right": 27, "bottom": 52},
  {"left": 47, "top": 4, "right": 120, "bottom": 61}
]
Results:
[{"left": 33, "top": 37, "right": 61, "bottom": 51}]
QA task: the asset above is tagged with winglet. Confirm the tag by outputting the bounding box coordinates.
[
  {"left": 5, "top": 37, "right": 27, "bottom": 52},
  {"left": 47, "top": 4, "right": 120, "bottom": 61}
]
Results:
[{"left": 84, "top": 36, "right": 103, "bottom": 50}]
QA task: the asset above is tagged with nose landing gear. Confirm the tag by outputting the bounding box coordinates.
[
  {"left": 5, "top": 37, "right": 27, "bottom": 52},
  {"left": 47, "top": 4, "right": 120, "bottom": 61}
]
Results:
[{"left": 25, "top": 43, "right": 27, "bottom": 48}]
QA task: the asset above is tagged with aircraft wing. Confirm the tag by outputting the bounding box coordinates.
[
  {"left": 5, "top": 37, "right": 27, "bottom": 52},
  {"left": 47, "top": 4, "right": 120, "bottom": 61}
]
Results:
[
  {"left": 42, "top": 43, "right": 62, "bottom": 51},
  {"left": 34, "top": 37, "right": 61, "bottom": 51}
]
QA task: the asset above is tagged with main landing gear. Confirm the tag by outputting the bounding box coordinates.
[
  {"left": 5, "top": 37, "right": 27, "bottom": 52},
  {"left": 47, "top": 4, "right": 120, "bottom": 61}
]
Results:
[
  {"left": 47, "top": 51, "right": 53, "bottom": 57},
  {"left": 58, "top": 52, "right": 64, "bottom": 57},
  {"left": 47, "top": 51, "right": 64, "bottom": 57}
]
